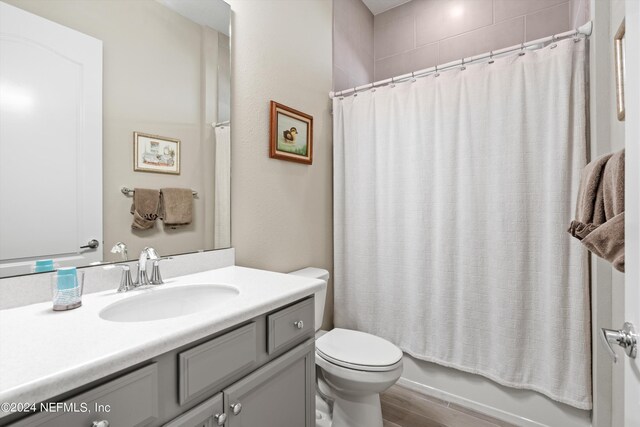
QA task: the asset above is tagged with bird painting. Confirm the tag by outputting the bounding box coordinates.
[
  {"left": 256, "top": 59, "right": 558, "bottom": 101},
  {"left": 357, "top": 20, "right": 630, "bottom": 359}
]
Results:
[{"left": 282, "top": 127, "right": 298, "bottom": 143}]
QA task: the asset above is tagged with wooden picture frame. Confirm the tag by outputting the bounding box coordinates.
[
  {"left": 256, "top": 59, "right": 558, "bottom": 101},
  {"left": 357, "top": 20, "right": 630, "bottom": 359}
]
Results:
[
  {"left": 614, "top": 18, "right": 626, "bottom": 121},
  {"left": 133, "top": 132, "right": 181, "bottom": 175},
  {"left": 269, "top": 101, "right": 313, "bottom": 164}
]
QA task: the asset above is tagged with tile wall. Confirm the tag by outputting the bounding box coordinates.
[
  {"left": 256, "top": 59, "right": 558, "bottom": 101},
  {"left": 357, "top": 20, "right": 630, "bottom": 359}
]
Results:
[{"left": 370, "top": 0, "right": 590, "bottom": 81}]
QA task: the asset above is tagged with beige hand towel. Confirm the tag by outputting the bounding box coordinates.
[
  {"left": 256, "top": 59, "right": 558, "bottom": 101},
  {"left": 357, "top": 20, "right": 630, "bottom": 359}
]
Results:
[
  {"left": 582, "top": 212, "right": 625, "bottom": 272},
  {"left": 571, "top": 152, "right": 612, "bottom": 229},
  {"left": 160, "top": 188, "right": 193, "bottom": 227},
  {"left": 568, "top": 149, "right": 625, "bottom": 272},
  {"left": 130, "top": 188, "right": 160, "bottom": 230}
]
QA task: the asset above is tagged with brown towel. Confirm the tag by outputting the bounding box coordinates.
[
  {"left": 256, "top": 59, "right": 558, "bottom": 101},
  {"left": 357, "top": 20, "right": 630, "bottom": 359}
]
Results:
[
  {"left": 160, "top": 188, "right": 193, "bottom": 227},
  {"left": 582, "top": 212, "right": 625, "bottom": 272},
  {"left": 572, "top": 152, "right": 612, "bottom": 227},
  {"left": 130, "top": 188, "right": 160, "bottom": 230},
  {"left": 568, "top": 149, "right": 625, "bottom": 272}
]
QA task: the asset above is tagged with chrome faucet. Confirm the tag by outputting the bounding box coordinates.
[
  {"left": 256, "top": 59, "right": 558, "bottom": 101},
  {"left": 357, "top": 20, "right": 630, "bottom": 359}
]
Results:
[{"left": 135, "top": 247, "right": 159, "bottom": 286}]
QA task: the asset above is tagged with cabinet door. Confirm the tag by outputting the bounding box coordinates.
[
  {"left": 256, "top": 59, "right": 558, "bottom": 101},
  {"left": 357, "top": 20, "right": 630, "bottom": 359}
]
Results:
[
  {"left": 163, "top": 393, "right": 224, "bottom": 427},
  {"left": 10, "top": 364, "right": 158, "bottom": 427},
  {"left": 223, "top": 338, "right": 315, "bottom": 427}
]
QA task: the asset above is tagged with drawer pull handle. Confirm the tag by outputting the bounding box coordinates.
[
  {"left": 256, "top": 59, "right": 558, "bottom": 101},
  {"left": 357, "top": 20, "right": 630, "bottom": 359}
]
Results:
[
  {"left": 293, "top": 320, "right": 304, "bottom": 329},
  {"left": 230, "top": 402, "right": 242, "bottom": 415},
  {"left": 214, "top": 412, "right": 227, "bottom": 425},
  {"left": 92, "top": 421, "right": 109, "bottom": 427}
]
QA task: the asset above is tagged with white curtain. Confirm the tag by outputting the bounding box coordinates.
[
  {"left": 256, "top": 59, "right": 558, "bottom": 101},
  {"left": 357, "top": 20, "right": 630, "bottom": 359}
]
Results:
[
  {"left": 333, "top": 39, "right": 591, "bottom": 409},
  {"left": 214, "top": 125, "right": 231, "bottom": 248}
]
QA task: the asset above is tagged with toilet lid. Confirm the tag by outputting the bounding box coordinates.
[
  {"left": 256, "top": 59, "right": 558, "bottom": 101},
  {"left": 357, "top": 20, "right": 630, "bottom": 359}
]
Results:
[{"left": 316, "top": 328, "right": 402, "bottom": 371}]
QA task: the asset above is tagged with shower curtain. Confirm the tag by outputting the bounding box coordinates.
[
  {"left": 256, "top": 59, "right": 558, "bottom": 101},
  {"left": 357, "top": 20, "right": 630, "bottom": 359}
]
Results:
[{"left": 333, "top": 39, "right": 591, "bottom": 409}]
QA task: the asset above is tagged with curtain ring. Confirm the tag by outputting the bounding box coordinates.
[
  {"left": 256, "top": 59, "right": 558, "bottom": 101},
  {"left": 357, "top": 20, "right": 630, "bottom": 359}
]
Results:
[
  {"left": 434, "top": 65, "right": 440, "bottom": 78},
  {"left": 390, "top": 77, "right": 396, "bottom": 88},
  {"left": 411, "top": 71, "right": 417, "bottom": 82},
  {"left": 550, "top": 34, "right": 558, "bottom": 49},
  {"left": 460, "top": 58, "right": 466, "bottom": 71},
  {"left": 488, "top": 51, "right": 494, "bottom": 64},
  {"left": 352, "top": 87, "right": 358, "bottom": 97},
  {"left": 519, "top": 43, "right": 526, "bottom": 56}
]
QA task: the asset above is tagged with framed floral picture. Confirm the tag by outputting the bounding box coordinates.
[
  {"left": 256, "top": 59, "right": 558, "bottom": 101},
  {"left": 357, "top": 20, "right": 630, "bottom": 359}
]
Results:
[
  {"left": 269, "top": 101, "right": 313, "bottom": 164},
  {"left": 133, "top": 132, "right": 180, "bottom": 175}
]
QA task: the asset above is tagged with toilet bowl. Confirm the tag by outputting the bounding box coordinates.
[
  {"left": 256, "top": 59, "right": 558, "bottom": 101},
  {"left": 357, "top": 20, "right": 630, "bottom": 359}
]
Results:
[{"left": 289, "top": 268, "right": 403, "bottom": 427}]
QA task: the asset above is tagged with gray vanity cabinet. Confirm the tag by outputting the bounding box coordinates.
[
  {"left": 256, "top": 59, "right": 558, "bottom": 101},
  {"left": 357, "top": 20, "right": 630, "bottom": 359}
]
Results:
[
  {"left": 4, "top": 297, "right": 316, "bottom": 427},
  {"left": 223, "top": 338, "right": 315, "bottom": 427}
]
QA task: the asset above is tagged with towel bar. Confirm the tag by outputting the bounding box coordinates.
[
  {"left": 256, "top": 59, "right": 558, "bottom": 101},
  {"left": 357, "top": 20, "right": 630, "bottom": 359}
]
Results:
[{"left": 121, "top": 187, "right": 198, "bottom": 197}]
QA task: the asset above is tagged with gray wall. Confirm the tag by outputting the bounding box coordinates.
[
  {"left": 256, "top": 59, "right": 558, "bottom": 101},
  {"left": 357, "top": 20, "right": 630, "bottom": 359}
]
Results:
[
  {"left": 333, "top": 0, "right": 374, "bottom": 91},
  {"left": 374, "top": 0, "right": 589, "bottom": 80},
  {"left": 4, "top": 0, "right": 220, "bottom": 262},
  {"left": 227, "top": 0, "right": 335, "bottom": 329}
]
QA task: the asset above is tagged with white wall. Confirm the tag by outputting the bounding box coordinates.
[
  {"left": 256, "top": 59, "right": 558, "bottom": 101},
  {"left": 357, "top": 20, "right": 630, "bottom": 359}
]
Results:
[
  {"left": 608, "top": 3, "right": 626, "bottom": 426},
  {"left": 227, "top": 0, "right": 334, "bottom": 329}
]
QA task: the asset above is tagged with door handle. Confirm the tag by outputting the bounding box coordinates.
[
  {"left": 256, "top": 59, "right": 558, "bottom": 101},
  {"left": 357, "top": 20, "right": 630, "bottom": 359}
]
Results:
[
  {"left": 80, "top": 239, "right": 100, "bottom": 250},
  {"left": 600, "top": 322, "right": 637, "bottom": 363}
]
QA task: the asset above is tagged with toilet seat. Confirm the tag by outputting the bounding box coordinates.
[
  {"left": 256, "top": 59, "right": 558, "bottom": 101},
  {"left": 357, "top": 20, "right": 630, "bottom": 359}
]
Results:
[{"left": 316, "top": 328, "right": 403, "bottom": 372}]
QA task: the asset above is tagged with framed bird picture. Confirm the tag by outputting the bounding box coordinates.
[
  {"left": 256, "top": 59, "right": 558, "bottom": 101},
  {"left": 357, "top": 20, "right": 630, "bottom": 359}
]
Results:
[{"left": 269, "top": 101, "right": 313, "bottom": 164}]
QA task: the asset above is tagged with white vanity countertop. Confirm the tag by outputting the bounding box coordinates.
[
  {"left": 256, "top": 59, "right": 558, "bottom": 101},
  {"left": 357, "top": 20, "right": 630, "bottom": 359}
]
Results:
[{"left": 0, "top": 266, "right": 324, "bottom": 416}]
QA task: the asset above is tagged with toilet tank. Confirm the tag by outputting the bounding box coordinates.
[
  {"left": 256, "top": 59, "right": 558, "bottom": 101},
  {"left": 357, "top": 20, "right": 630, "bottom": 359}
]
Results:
[{"left": 288, "top": 267, "right": 329, "bottom": 331}]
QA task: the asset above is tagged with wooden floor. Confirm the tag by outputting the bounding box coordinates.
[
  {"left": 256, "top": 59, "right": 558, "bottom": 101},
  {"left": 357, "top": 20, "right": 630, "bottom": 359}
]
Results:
[{"left": 381, "top": 384, "right": 517, "bottom": 427}]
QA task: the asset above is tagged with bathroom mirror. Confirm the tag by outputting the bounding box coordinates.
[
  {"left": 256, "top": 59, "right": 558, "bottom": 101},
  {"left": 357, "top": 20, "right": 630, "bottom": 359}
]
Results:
[{"left": 0, "top": 0, "right": 231, "bottom": 278}]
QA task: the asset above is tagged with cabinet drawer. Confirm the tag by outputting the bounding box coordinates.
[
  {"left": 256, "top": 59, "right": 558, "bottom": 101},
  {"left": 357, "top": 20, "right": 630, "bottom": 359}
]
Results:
[
  {"left": 179, "top": 322, "right": 257, "bottom": 405},
  {"left": 163, "top": 393, "right": 223, "bottom": 427},
  {"left": 11, "top": 364, "right": 158, "bottom": 427},
  {"left": 267, "top": 298, "right": 314, "bottom": 354}
]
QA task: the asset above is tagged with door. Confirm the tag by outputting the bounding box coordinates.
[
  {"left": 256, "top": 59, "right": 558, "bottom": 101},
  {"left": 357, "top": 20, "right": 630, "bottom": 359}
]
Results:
[
  {"left": 623, "top": 1, "right": 640, "bottom": 425},
  {"left": 163, "top": 393, "right": 225, "bottom": 427},
  {"left": 223, "top": 339, "right": 315, "bottom": 427},
  {"left": 0, "top": 2, "right": 102, "bottom": 276}
]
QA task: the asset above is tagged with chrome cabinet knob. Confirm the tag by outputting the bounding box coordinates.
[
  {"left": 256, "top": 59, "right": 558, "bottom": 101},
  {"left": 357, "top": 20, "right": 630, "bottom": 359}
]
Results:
[
  {"left": 92, "top": 421, "right": 109, "bottom": 427},
  {"left": 214, "top": 413, "right": 227, "bottom": 425},
  {"left": 230, "top": 402, "right": 242, "bottom": 415},
  {"left": 293, "top": 320, "right": 304, "bottom": 329}
]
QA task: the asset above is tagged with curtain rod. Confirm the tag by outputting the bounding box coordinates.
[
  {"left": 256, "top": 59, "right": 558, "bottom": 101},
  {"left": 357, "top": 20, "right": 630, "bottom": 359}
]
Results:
[{"left": 330, "top": 21, "right": 593, "bottom": 99}]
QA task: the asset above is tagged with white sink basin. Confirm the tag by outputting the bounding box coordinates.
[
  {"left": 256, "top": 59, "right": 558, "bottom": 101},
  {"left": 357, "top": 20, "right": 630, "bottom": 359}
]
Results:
[{"left": 99, "top": 284, "right": 239, "bottom": 322}]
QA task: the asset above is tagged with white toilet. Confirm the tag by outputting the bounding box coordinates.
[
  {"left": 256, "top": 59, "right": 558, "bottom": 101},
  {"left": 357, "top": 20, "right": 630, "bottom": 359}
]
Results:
[{"left": 289, "top": 268, "right": 403, "bottom": 427}]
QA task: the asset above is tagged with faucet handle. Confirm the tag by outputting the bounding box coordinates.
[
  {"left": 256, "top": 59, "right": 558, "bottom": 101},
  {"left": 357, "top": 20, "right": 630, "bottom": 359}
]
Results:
[
  {"left": 104, "top": 263, "right": 134, "bottom": 293},
  {"left": 150, "top": 257, "right": 172, "bottom": 285}
]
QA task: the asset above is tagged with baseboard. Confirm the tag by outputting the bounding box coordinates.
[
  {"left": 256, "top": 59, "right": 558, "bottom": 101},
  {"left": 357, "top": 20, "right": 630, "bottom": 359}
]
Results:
[{"left": 396, "top": 377, "right": 549, "bottom": 427}]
